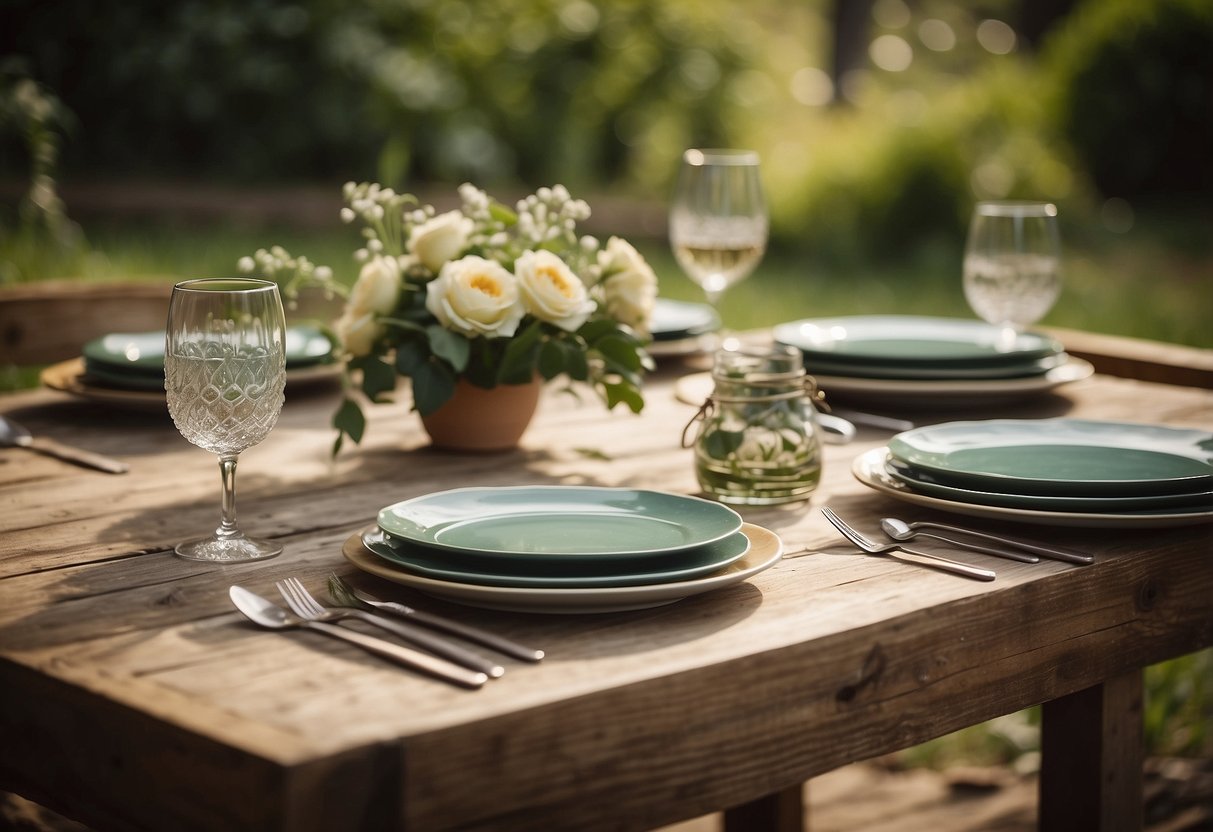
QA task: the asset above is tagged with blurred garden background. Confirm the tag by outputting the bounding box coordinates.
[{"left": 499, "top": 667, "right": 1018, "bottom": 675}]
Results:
[{"left": 1, "top": 0, "right": 1211, "bottom": 790}]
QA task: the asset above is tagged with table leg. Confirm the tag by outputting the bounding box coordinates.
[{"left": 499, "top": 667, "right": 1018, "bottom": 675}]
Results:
[
  {"left": 1039, "top": 670, "right": 1144, "bottom": 832},
  {"left": 723, "top": 782, "right": 805, "bottom": 832}
]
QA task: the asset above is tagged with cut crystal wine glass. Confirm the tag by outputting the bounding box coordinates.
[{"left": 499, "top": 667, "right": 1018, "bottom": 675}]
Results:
[{"left": 165, "top": 278, "right": 287, "bottom": 562}]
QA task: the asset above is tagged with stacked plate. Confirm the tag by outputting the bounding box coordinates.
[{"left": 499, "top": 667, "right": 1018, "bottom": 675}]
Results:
[
  {"left": 80, "top": 324, "right": 336, "bottom": 391},
  {"left": 647, "top": 298, "right": 720, "bottom": 357},
  {"left": 773, "top": 315, "right": 1093, "bottom": 404},
  {"left": 853, "top": 419, "right": 1213, "bottom": 528},
  {"left": 344, "top": 486, "right": 783, "bottom": 613}
]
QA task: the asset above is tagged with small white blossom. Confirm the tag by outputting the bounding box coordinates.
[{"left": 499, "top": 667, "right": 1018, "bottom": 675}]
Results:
[
  {"left": 237, "top": 256, "right": 255, "bottom": 273},
  {"left": 340, "top": 207, "right": 355, "bottom": 223}
]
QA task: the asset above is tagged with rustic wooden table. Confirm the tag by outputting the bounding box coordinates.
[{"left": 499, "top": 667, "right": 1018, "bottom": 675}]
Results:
[{"left": 1, "top": 339, "right": 1210, "bottom": 832}]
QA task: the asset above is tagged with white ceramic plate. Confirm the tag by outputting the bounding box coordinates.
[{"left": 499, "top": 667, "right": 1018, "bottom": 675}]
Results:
[
  {"left": 343, "top": 522, "right": 783, "bottom": 613},
  {"left": 852, "top": 447, "right": 1213, "bottom": 528}
]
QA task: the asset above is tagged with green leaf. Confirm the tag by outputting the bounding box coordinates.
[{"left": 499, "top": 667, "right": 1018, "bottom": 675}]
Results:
[
  {"left": 394, "top": 338, "right": 429, "bottom": 376},
  {"left": 577, "top": 318, "right": 618, "bottom": 343},
  {"left": 332, "top": 396, "right": 366, "bottom": 448},
  {"left": 538, "top": 339, "right": 566, "bottom": 380},
  {"left": 498, "top": 321, "right": 542, "bottom": 384},
  {"left": 602, "top": 380, "right": 645, "bottom": 413},
  {"left": 703, "top": 428, "right": 745, "bottom": 459},
  {"left": 594, "top": 333, "right": 644, "bottom": 373},
  {"left": 411, "top": 361, "right": 457, "bottom": 415},
  {"left": 357, "top": 357, "right": 398, "bottom": 402},
  {"left": 426, "top": 325, "right": 471, "bottom": 372}
]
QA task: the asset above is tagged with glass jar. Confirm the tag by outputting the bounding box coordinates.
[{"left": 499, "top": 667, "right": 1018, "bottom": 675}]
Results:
[{"left": 686, "top": 344, "right": 823, "bottom": 505}]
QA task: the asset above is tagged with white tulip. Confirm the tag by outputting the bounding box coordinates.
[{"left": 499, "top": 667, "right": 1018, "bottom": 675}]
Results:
[
  {"left": 347, "top": 256, "right": 401, "bottom": 316},
  {"left": 426, "top": 255, "right": 525, "bottom": 338},
  {"left": 334, "top": 309, "right": 383, "bottom": 357},
  {"left": 599, "top": 236, "right": 658, "bottom": 333},
  {"left": 408, "top": 209, "right": 474, "bottom": 273},
  {"left": 514, "top": 249, "right": 595, "bottom": 332}
]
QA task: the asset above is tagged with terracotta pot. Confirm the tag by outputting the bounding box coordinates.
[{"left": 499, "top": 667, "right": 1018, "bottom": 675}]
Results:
[{"left": 420, "top": 376, "right": 543, "bottom": 452}]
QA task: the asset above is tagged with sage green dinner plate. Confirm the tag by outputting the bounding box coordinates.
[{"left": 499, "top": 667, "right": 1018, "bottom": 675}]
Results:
[
  {"left": 362, "top": 528, "right": 751, "bottom": 588},
  {"left": 774, "top": 316, "right": 1062, "bottom": 368},
  {"left": 888, "top": 419, "right": 1213, "bottom": 497},
  {"left": 853, "top": 448, "right": 1213, "bottom": 529},
  {"left": 650, "top": 298, "right": 720, "bottom": 342},
  {"left": 800, "top": 353, "right": 1063, "bottom": 380},
  {"left": 885, "top": 456, "right": 1213, "bottom": 512},
  {"left": 377, "top": 486, "right": 743, "bottom": 560},
  {"left": 345, "top": 523, "right": 784, "bottom": 614},
  {"left": 81, "top": 360, "right": 166, "bottom": 391},
  {"left": 82, "top": 324, "right": 335, "bottom": 373}
]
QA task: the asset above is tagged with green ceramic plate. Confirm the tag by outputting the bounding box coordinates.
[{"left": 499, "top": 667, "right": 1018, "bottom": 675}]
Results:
[
  {"left": 774, "top": 316, "right": 1062, "bottom": 368},
  {"left": 801, "top": 353, "right": 1062, "bottom": 380},
  {"left": 853, "top": 448, "right": 1213, "bottom": 529},
  {"left": 377, "top": 486, "right": 743, "bottom": 560},
  {"left": 650, "top": 298, "right": 720, "bottom": 342},
  {"left": 81, "top": 360, "right": 166, "bottom": 391},
  {"left": 885, "top": 456, "right": 1213, "bottom": 511},
  {"left": 82, "top": 324, "right": 335, "bottom": 373},
  {"left": 362, "top": 528, "right": 751, "bottom": 588},
  {"left": 888, "top": 419, "right": 1213, "bottom": 497}
]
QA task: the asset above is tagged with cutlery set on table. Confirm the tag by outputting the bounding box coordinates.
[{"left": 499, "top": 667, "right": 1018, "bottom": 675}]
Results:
[{"left": 229, "top": 485, "right": 786, "bottom": 685}]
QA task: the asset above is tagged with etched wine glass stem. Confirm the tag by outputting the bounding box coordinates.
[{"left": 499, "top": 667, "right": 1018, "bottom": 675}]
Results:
[{"left": 215, "top": 454, "right": 242, "bottom": 541}]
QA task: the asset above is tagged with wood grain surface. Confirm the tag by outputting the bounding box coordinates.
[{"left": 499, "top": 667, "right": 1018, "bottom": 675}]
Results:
[{"left": 1, "top": 344, "right": 1210, "bottom": 831}]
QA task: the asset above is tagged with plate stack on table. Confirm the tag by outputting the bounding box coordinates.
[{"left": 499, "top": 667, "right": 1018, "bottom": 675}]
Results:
[
  {"left": 41, "top": 324, "right": 338, "bottom": 409},
  {"left": 853, "top": 419, "right": 1213, "bottom": 528},
  {"left": 343, "top": 486, "right": 784, "bottom": 613},
  {"left": 646, "top": 298, "right": 720, "bottom": 358},
  {"left": 773, "top": 315, "right": 1094, "bottom": 405}
]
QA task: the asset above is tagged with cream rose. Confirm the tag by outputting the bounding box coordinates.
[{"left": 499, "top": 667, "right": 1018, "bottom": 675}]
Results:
[
  {"left": 347, "top": 255, "right": 401, "bottom": 316},
  {"left": 599, "top": 236, "right": 658, "bottom": 334},
  {"left": 408, "top": 210, "right": 474, "bottom": 273},
  {"left": 426, "top": 255, "right": 525, "bottom": 338},
  {"left": 514, "top": 249, "right": 595, "bottom": 332},
  {"left": 334, "top": 310, "right": 382, "bottom": 357}
]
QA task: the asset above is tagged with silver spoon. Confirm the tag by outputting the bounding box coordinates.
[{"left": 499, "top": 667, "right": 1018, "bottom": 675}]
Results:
[
  {"left": 228, "top": 586, "right": 487, "bottom": 688},
  {"left": 881, "top": 517, "right": 1092, "bottom": 565},
  {"left": 881, "top": 517, "right": 1038, "bottom": 563},
  {"left": 0, "top": 414, "right": 129, "bottom": 474}
]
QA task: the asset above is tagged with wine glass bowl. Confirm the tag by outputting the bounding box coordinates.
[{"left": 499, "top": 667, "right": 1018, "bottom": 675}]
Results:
[
  {"left": 669, "top": 149, "right": 768, "bottom": 321},
  {"left": 962, "top": 201, "right": 1062, "bottom": 345},
  {"left": 165, "top": 278, "right": 287, "bottom": 562}
]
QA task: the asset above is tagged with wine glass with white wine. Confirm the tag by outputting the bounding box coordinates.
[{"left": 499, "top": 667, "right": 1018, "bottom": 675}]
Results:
[
  {"left": 963, "top": 201, "right": 1062, "bottom": 350},
  {"left": 165, "top": 278, "right": 287, "bottom": 562},
  {"left": 669, "top": 149, "right": 768, "bottom": 339}
]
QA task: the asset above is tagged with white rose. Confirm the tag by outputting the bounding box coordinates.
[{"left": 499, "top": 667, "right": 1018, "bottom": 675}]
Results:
[
  {"left": 347, "top": 256, "right": 400, "bottom": 316},
  {"left": 514, "top": 249, "right": 595, "bottom": 332},
  {"left": 426, "top": 255, "right": 525, "bottom": 338},
  {"left": 599, "top": 236, "right": 658, "bottom": 333},
  {"left": 334, "top": 310, "right": 383, "bottom": 357},
  {"left": 408, "top": 209, "right": 474, "bottom": 273}
]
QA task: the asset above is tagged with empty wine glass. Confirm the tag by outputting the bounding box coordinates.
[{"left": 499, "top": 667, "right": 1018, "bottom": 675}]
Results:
[
  {"left": 963, "top": 201, "right": 1062, "bottom": 348},
  {"left": 669, "top": 149, "right": 768, "bottom": 337},
  {"left": 165, "top": 278, "right": 287, "bottom": 562}
]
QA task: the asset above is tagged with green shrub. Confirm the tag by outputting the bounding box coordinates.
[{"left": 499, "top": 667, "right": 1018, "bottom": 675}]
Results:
[{"left": 1044, "top": 0, "right": 1213, "bottom": 200}]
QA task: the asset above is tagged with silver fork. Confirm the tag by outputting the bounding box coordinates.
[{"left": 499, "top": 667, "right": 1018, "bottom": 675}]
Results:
[
  {"left": 275, "top": 578, "right": 505, "bottom": 678},
  {"left": 820, "top": 507, "right": 996, "bottom": 582},
  {"left": 328, "top": 574, "right": 544, "bottom": 662}
]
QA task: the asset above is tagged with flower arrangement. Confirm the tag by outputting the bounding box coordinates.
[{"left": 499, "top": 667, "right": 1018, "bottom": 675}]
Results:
[{"left": 240, "top": 182, "right": 657, "bottom": 451}]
